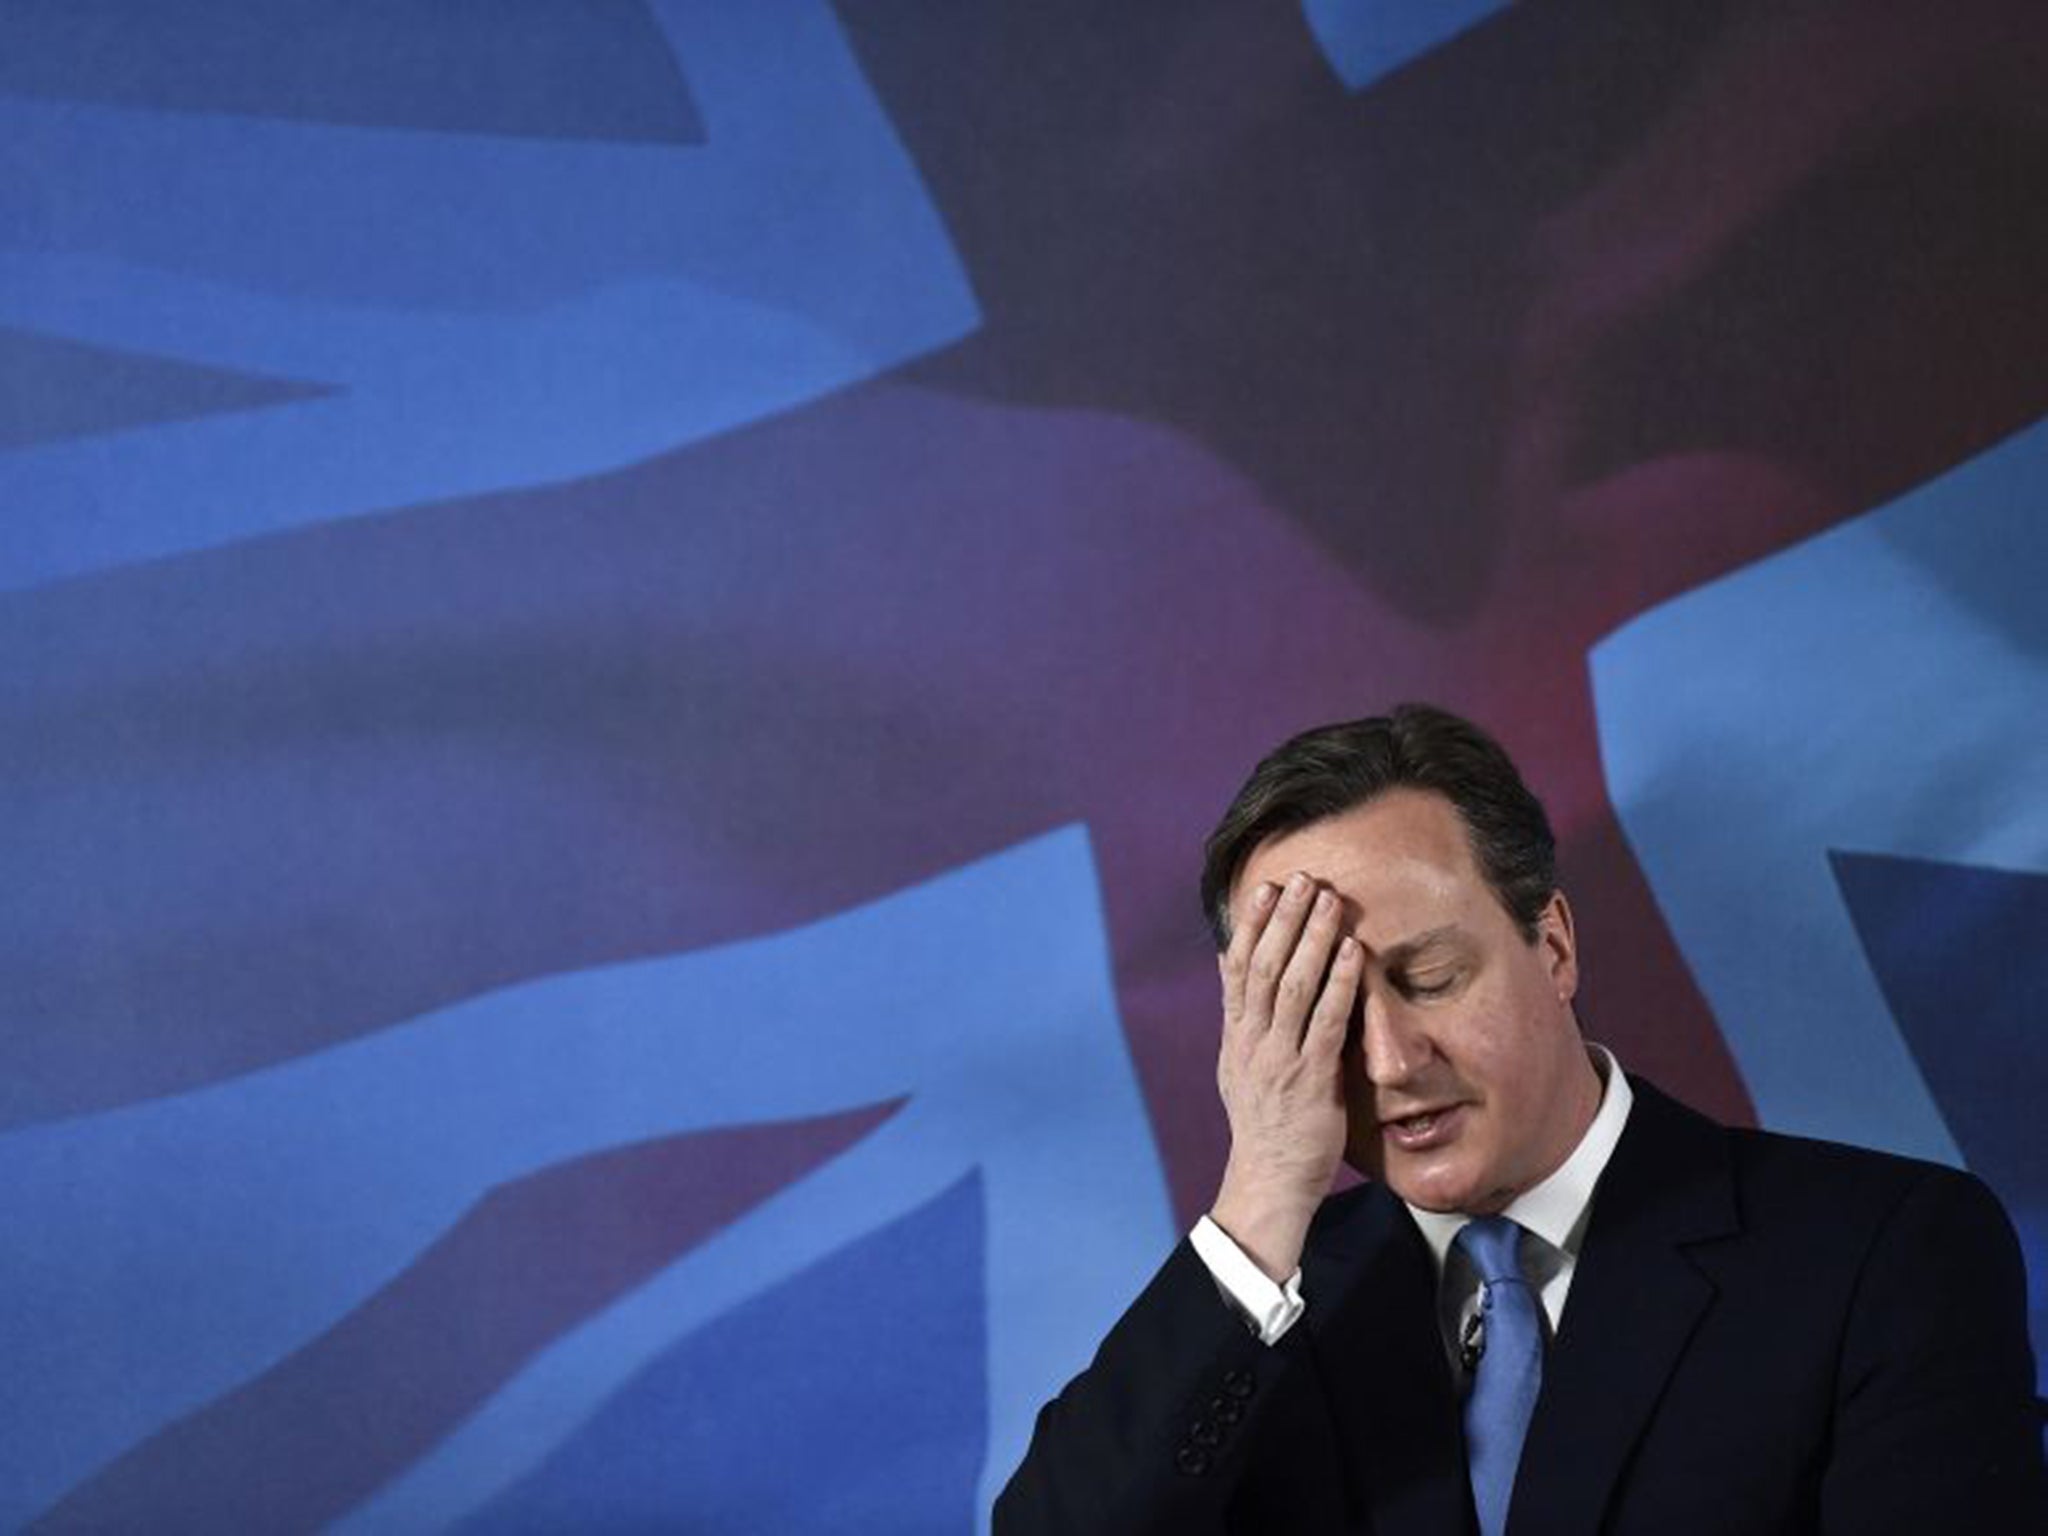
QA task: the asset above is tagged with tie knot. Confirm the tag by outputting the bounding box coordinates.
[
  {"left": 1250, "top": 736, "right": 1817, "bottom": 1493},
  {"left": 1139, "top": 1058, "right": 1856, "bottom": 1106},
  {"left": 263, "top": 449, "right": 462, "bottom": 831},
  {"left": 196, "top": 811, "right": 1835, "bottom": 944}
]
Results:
[{"left": 1455, "top": 1215, "right": 1526, "bottom": 1285}]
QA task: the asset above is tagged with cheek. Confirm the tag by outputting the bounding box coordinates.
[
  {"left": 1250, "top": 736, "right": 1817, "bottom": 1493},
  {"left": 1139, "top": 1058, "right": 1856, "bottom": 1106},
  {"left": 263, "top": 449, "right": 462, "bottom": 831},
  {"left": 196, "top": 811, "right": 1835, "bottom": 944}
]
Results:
[
  {"left": 1442, "top": 974, "right": 1556, "bottom": 1079},
  {"left": 1432, "top": 997, "right": 1518, "bottom": 1081}
]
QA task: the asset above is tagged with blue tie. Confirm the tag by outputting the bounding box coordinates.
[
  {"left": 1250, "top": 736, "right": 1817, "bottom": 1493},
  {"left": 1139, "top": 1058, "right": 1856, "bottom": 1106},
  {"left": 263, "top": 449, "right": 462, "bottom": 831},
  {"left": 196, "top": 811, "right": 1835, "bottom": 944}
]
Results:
[{"left": 1456, "top": 1216, "right": 1543, "bottom": 1536}]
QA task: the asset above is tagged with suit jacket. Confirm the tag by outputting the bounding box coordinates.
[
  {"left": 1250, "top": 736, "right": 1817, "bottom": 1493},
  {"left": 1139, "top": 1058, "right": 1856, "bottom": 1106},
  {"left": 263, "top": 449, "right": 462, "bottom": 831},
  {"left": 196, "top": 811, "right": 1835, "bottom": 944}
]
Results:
[{"left": 996, "top": 1079, "right": 2043, "bottom": 1534}]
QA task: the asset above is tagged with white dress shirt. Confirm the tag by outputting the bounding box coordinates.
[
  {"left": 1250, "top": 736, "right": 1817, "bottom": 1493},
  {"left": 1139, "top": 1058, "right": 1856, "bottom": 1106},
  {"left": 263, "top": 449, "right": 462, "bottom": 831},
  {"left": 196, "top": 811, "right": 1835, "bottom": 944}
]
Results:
[{"left": 1194, "top": 1045, "right": 1634, "bottom": 1357}]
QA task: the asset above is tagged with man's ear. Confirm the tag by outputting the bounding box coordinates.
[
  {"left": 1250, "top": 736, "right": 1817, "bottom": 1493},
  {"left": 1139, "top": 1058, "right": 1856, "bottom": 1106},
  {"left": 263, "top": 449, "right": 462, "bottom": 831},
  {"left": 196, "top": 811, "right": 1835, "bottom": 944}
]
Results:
[{"left": 1538, "top": 890, "right": 1578, "bottom": 1005}]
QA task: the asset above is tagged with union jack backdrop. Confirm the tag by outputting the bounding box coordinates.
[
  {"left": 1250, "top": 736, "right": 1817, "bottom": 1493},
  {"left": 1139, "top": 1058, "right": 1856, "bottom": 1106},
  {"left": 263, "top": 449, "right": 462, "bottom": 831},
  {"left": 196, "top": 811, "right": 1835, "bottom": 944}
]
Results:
[{"left": 3, "top": 2, "right": 2042, "bottom": 1529}]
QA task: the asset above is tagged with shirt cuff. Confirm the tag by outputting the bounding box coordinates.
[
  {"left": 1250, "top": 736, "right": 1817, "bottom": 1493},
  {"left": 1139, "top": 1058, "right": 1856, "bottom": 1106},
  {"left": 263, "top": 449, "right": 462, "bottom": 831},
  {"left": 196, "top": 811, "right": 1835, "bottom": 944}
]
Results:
[{"left": 1190, "top": 1215, "right": 1306, "bottom": 1345}]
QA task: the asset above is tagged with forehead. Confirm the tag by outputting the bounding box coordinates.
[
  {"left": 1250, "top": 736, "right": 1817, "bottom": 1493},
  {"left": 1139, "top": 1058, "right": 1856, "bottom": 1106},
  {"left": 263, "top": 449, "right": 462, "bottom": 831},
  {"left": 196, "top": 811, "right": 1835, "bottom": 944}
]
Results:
[{"left": 1234, "top": 789, "right": 1490, "bottom": 940}]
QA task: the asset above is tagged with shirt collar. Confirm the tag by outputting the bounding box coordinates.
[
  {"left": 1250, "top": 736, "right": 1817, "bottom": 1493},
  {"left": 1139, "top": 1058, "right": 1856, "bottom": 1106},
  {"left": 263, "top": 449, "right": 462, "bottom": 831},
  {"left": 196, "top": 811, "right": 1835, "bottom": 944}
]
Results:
[{"left": 1407, "top": 1043, "right": 1634, "bottom": 1271}]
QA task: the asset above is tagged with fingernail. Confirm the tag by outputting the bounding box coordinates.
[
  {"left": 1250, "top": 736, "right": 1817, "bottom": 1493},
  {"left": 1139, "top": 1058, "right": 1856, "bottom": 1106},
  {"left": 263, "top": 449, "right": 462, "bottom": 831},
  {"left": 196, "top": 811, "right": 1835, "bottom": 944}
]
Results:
[
  {"left": 1287, "top": 872, "right": 1310, "bottom": 896},
  {"left": 1314, "top": 890, "right": 1334, "bottom": 915},
  {"left": 1340, "top": 936, "right": 1360, "bottom": 958},
  {"left": 1255, "top": 882, "right": 1279, "bottom": 908}
]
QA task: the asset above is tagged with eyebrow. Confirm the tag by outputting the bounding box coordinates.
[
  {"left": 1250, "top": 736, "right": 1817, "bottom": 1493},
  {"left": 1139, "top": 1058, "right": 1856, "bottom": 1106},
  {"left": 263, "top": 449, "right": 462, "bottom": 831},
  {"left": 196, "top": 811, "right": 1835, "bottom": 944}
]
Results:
[{"left": 1374, "top": 925, "right": 1465, "bottom": 966}]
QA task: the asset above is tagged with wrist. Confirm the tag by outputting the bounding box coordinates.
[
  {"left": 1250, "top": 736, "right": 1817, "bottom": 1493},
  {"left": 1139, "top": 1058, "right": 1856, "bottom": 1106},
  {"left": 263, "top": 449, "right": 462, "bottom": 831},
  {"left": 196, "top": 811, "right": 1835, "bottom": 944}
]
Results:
[{"left": 1210, "top": 1166, "right": 1320, "bottom": 1282}]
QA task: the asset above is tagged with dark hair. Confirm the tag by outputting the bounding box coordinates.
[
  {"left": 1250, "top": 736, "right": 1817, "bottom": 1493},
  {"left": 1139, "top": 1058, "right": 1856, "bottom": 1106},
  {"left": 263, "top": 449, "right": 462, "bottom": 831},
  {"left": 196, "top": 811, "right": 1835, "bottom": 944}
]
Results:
[{"left": 1199, "top": 703, "right": 1557, "bottom": 949}]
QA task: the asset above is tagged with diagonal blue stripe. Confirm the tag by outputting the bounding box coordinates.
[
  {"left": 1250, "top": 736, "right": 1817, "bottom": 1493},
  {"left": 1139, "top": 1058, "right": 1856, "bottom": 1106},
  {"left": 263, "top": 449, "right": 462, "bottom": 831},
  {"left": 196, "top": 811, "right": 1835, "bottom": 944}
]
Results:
[
  {"left": 0, "top": 826, "right": 1170, "bottom": 1532},
  {"left": 457, "top": 1173, "right": 987, "bottom": 1534},
  {"left": 1300, "top": 0, "right": 1509, "bottom": 93},
  {"left": 0, "top": 326, "right": 331, "bottom": 450},
  {"left": 0, "top": 0, "right": 703, "bottom": 144},
  {"left": 1592, "top": 416, "right": 2048, "bottom": 1162},
  {"left": 1832, "top": 850, "right": 2047, "bottom": 1391},
  {"left": 0, "top": 3, "right": 979, "bottom": 592}
]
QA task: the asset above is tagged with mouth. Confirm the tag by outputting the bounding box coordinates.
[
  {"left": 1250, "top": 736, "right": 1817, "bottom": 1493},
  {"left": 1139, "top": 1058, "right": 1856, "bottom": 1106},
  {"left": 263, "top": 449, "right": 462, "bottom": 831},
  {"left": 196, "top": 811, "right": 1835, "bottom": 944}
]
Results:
[{"left": 1381, "top": 1104, "right": 1464, "bottom": 1152}]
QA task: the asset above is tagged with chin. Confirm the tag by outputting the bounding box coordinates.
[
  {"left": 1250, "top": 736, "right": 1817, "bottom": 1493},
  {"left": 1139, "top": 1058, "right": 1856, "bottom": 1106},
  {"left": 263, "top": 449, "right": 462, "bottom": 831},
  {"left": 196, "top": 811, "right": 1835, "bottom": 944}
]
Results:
[
  {"left": 1383, "top": 1157, "right": 1488, "bottom": 1214},
  {"left": 1390, "top": 1178, "right": 1470, "bottom": 1214}
]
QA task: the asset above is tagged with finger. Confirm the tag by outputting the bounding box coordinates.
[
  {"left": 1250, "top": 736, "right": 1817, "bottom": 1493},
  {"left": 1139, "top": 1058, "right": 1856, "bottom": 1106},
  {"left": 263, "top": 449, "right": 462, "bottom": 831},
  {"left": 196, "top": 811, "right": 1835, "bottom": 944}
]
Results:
[
  {"left": 1304, "top": 934, "right": 1362, "bottom": 1064},
  {"left": 1219, "top": 878, "right": 1280, "bottom": 1027},
  {"left": 1244, "top": 872, "right": 1318, "bottom": 1030},
  {"left": 1270, "top": 885, "right": 1343, "bottom": 1044}
]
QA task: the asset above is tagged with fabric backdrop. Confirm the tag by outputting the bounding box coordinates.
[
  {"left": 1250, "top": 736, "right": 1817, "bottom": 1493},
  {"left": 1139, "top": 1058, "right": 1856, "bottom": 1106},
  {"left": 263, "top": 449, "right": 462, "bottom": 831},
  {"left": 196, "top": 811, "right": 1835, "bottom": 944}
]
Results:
[{"left": 3, "top": 2, "right": 2042, "bottom": 1529}]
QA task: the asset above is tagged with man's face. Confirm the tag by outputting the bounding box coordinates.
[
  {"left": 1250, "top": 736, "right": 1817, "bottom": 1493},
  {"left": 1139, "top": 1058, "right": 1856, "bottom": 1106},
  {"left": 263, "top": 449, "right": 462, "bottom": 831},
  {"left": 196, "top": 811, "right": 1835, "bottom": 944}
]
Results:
[{"left": 1231, "top": 788, "right": 1597, "bottom": 1214}]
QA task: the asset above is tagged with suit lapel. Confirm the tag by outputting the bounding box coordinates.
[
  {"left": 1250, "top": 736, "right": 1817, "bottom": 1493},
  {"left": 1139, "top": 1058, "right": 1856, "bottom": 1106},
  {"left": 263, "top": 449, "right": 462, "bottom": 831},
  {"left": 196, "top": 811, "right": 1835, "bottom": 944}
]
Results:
[
  {"left": 1302, "top": 1186, "right": 1472, "bottom": 1536},
  {"left": 1509, "top": 1080, "right": 1739, "bottom": 1535}
]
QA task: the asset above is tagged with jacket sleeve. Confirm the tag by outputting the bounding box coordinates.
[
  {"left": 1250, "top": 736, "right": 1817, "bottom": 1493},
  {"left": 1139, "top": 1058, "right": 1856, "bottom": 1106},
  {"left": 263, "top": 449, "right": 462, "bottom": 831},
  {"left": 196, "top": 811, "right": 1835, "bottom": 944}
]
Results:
[
  {"left": 992, "top": 1237, "right": 1322, "bottom": 1536},
  {"left": 1819, "top": 1165, "right": 2046, "bottom": 1532}
]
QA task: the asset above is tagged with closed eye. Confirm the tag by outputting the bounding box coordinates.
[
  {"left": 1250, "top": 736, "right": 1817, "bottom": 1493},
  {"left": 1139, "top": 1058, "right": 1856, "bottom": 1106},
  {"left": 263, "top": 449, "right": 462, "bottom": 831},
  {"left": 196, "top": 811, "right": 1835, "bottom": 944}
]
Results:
[{"left": 1400, "top": 971, "right": 1458, "bottom": 999}]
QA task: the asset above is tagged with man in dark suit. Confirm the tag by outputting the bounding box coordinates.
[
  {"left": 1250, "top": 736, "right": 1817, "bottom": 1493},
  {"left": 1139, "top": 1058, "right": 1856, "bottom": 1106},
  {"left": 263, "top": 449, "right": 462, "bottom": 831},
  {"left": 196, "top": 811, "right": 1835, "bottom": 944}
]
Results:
[{"left": 997, "top": 705, "right": 2041, "bottom": 1534}]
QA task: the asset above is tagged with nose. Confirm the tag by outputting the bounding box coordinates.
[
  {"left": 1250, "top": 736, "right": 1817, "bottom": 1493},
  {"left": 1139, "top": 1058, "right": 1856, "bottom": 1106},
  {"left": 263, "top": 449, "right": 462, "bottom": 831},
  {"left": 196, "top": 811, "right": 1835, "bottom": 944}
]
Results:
[{"left": 1358, "top": 986, "right": 1433, "bottom": 1089}]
